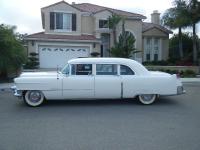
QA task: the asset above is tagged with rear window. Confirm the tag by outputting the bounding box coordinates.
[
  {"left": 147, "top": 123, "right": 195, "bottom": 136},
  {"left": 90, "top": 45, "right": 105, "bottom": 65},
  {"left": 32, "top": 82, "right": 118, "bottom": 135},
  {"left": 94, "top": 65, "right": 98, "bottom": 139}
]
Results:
[{"left": 120, "top": 65, "right": 135, "bottom": 75}]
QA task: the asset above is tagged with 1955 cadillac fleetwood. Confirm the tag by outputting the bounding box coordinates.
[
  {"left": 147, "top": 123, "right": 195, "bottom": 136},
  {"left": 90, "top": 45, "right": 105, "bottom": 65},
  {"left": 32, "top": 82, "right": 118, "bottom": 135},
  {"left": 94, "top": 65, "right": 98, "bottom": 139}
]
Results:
[{"left": 11, "top": 58, "right": 185, "bottom": 107}]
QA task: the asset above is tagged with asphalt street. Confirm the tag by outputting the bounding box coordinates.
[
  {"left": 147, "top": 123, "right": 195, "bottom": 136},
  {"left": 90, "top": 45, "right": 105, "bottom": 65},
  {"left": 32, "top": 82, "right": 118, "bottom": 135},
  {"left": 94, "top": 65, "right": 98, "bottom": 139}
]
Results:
[{"left": 0, "top": 83, "right": 200, "bottom": 150}]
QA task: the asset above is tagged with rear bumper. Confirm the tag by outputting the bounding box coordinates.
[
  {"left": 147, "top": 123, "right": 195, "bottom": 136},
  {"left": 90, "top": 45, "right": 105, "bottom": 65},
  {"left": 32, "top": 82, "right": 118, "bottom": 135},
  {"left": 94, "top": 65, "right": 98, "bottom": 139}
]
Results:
[
  {"left": 10, "top": 86, "right": 22, "bottom": 97},
  {"left": 177, "top": 86, "right": 186, "bottom": 95}
]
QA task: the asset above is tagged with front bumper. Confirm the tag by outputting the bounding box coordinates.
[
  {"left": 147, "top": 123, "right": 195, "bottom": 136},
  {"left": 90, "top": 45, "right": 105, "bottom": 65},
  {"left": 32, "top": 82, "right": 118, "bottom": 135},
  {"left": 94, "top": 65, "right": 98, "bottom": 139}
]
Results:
[{"left": 11, "top": 86, "right": 22, "bottom": 97}]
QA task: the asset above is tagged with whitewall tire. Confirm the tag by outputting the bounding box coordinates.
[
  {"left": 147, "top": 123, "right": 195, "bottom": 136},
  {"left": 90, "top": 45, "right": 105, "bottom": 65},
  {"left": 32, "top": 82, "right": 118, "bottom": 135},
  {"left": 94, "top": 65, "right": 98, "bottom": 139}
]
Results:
[
  {"left": 24, "top": 90, "right": 45, "bottom": 107},
  {"left": 138, "top": 94, "right": 157, "bottom": 105}
]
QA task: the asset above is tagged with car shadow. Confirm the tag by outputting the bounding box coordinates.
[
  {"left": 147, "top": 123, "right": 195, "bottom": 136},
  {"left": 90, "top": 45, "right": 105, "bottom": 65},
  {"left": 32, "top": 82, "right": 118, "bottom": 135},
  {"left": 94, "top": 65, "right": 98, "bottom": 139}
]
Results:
[
  {"left": 13, "top": 96, "right": 181, "bottom": 110},
  {"left": 42, "top": 97, "right": 180, "bottom": 107}
]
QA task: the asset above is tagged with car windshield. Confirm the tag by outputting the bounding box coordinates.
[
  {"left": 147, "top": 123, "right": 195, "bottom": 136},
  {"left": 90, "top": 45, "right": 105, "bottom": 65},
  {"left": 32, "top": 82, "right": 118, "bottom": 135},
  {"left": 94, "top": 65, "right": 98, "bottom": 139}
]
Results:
[{"left": 61, "top": 64, "right": 70, "bottom": 75}]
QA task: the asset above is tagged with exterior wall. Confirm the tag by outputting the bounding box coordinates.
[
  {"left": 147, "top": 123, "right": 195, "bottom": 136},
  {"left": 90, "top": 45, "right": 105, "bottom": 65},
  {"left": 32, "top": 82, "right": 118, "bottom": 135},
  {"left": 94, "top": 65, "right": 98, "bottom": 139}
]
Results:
[
  {"left": 41, "top": 3, "right": 82, "bottom": 35},
  {"left": 94, "top": 10, "right": 112, "bottom": 39},
  {"left": 81, "top": 16, "right": 94, "bottom": 35},
  {"left": 116, "top": 19, "right": 143, "bottom": 62},
  {"left": 27, "top": 41, "right": 37, "bottom": 54},
  {"left": 93, "top": 43, "right": 101, "bottom": 54},
  {"left": 162, "top": 38, "right": 169, "bottom": 60},
  {"left": 142, "top": 28, "right": 169, "bottom": 61}
]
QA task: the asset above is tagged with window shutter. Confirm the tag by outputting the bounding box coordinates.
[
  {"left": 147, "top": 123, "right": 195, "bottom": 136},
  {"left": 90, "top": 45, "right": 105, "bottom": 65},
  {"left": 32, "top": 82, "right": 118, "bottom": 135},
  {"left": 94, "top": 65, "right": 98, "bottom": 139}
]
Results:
[
  {"left": 72, "top": 14, "right": 76, "bottom": 31},
  {"left": 50, "top": 12, "right": 55, "bottom": 30}
]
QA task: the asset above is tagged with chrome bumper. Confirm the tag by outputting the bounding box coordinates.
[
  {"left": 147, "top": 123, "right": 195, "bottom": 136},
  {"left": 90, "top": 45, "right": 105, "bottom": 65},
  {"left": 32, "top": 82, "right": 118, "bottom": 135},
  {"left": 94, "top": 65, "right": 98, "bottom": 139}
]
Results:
[
  {"left": 11, "top": 86, "right": 22, "bottom": 97},
  {"left": 177, "top": 86, "right": 186, "bottom": 95}
]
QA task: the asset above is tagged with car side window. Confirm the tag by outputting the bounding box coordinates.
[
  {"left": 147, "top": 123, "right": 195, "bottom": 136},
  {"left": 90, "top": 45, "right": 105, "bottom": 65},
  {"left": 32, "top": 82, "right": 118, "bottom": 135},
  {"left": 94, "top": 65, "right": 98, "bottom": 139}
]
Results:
[
  {"left": 61, "top": 64, "right": 70, "bottom": 75},
  {"left": 120, "top": 65, "right": 135, "bottom": 75},
  {"left": 96, "top": 64, "right": 117, "bottom": 75},
  {"left": 71, "top": 64, "right": 92, "bottom": 75}
]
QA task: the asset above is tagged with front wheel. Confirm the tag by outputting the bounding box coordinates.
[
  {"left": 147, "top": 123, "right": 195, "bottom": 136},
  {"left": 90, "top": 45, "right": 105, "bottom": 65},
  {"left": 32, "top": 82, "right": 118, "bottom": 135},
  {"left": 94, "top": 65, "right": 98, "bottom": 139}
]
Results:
[
  {"left": 138, "top": 94, "right": 157, "bottom": 105},
  {"left": 24, "top": 90, "right": 45, "bottom": 107}
]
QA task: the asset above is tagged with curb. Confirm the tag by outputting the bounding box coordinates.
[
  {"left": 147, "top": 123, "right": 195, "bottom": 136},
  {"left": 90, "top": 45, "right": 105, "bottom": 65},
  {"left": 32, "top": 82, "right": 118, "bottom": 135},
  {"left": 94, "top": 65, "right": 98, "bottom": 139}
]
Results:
[
  {"left": 180, "top": 78, "right": 200, "bottom": 83},
  {"left": 0, "top": 88, "right": 12, "bottom": 92},
  {"left": 0, "top": 83, "right": 14, "bottom": 92}
]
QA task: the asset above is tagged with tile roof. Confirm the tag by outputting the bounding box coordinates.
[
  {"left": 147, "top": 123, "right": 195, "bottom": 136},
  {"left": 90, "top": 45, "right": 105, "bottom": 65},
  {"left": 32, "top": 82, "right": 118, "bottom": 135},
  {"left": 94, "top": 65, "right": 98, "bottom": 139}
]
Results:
[
  {"left": 142, "top": 22, "right": 173, "bottom": 34},
  {"left": 25, "top": 32, "right": 100, "bottom": 41},
  {"left": 73, "top": 3, "right": 146, "bottom": 19}
]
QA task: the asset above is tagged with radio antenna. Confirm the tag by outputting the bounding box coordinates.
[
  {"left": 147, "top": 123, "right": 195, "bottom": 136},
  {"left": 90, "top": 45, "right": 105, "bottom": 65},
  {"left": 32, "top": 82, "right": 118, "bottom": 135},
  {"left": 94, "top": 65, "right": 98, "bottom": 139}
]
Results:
[{"left": 57, "top": 65, "right": 59, "bottom": 79}]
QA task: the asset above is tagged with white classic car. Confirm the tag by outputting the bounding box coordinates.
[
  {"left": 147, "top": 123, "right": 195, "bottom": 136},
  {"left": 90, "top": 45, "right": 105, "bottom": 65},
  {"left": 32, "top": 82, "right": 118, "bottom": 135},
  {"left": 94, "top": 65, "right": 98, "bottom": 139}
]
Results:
[{"left": 12, "top": 58, "right": 185, "bottom": 106}]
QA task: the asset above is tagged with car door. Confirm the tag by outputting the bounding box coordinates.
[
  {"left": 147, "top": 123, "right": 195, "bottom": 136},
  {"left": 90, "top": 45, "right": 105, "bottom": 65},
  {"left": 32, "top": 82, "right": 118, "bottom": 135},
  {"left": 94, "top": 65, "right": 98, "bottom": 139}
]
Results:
[
  {"left": 120, "top": 64, "right": 136, "bottom": 98},
  {"left": 95, "top": 64, "right": 121, "bottom": 99},
  {"left": 62, "top": 63, "right": 95, "bottom": 99}
]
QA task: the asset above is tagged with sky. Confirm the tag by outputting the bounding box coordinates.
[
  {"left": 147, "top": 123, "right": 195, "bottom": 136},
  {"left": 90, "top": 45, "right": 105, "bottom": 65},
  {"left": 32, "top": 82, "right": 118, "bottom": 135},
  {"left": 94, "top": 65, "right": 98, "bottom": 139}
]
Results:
[{"left": 0, "top": 0, "right": 199, "bottom": 36}]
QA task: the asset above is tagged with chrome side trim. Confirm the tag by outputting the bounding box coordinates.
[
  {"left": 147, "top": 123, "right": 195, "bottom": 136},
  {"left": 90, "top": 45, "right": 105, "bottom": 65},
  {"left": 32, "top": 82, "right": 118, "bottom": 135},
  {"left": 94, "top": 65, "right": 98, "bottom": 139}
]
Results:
[{"left": 121, "top": 82, "right": 123, "bottom": 99}]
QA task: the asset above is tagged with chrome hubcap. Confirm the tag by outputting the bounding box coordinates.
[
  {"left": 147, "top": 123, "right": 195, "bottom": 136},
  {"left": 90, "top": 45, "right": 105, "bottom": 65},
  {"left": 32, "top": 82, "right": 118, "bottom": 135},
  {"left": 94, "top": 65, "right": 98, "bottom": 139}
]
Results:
[
  {"left": 28, "top": 91, "right": 41, "bottom": 103},
  {"left": 140, "top": 94, "right": 154, "bottom": 102}
]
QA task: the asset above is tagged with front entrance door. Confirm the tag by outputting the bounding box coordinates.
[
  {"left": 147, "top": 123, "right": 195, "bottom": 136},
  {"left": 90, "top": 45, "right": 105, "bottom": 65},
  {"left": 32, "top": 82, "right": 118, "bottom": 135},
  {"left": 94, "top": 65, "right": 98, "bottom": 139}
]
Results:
[{"left": 100, "top": 33, "right": 110, "bottom": 57}]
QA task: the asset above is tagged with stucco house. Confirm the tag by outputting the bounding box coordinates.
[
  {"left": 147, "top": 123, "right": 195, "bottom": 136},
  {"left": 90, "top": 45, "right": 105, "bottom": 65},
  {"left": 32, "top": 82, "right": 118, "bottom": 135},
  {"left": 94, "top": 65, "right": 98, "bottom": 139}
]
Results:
[{"left": 26, "top": 1, "right": 172, "bottom": 68}]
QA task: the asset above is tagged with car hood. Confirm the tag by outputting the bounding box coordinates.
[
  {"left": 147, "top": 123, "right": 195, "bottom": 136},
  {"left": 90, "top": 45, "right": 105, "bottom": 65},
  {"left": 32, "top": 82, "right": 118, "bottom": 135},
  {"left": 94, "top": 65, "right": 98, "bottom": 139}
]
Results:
[{"left": 19, "top": 72, "right": 58, "bottom": 77}]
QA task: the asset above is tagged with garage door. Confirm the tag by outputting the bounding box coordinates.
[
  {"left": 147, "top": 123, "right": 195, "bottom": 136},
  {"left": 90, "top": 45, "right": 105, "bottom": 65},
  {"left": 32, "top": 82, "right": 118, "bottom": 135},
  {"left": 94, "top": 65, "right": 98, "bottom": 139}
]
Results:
[{"left": 39, "top": 46, "right": 89, "bottom": 68}]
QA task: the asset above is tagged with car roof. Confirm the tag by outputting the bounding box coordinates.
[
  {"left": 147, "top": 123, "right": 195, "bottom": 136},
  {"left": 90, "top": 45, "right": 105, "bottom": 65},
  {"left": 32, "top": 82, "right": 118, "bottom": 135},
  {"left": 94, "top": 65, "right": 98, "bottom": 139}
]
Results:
[
  {"left": 68, "top": 57, "right": 149, "bottom": 75},
  {"left": 68, "top": 57, "right": 136, "bottom": 64}
]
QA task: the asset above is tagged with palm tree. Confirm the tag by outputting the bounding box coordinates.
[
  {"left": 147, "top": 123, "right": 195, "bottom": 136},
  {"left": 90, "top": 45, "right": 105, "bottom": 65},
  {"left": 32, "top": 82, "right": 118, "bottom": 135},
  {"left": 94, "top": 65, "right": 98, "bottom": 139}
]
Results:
[
  {"left": 162, "top": 0, "right": 189, "bottom": 59},
  {"left": 108, "top": 13, "right": 121, "bottom": 45},
  {"left": 187, "top": 0, "right": 200, "bottom": 64}
]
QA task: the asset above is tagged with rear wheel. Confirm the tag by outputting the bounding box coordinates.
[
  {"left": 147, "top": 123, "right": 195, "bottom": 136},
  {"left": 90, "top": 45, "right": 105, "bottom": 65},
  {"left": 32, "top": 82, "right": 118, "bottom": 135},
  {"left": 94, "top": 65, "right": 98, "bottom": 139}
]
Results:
[
  {"left": 24, "top": 90, "right": 45, "bottom": 107},
  {"left": 138, "top": 94, "right": 157, "bottom": 105}
]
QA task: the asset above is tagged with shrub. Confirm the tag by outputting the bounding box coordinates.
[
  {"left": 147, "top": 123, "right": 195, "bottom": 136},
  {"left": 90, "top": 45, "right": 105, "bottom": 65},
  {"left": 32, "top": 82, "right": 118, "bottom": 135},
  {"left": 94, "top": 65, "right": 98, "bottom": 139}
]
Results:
[
  {"left": 149, "top": 68, "right": 196, "bottom": 78},
  {"left": 24, "top": 52, "right": 39, "bottom": 69}
]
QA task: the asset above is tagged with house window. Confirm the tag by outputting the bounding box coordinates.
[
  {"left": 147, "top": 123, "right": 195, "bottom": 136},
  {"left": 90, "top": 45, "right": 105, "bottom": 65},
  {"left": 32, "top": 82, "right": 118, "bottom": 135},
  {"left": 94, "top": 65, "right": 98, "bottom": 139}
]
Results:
[
  {"left": 50, "top": 12, "right": 76, "bottom": 31},
  {"left": 154, "top": 38, "right": 159, "bottom": 61},
  {"left": 146, "top": 54, "right": 151, "bottom": 61},
  {"left": 146, "top": 38, "right": 152, "bottom": 61},
  {"left": 99, "top": 20, "right": 108, "bottom": 28},
  {"left": 154, "top": 54, "right": 158, "bottom": 61}
]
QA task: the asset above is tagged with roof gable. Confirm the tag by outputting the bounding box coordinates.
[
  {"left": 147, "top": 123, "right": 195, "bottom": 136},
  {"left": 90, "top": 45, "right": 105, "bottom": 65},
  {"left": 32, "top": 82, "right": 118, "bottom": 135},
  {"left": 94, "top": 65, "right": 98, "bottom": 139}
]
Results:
[
  {"left": 73, "top": 3, "right": 146, "bottom": 19},
  {"left": 41, "top": 1, "right": 146, "bottom": 19},
  {"left": 142, "top": 22, "right": 173, "bottom": 34},
  {"left": 41, "top": 1, "right": 82, "bottom": 12}
]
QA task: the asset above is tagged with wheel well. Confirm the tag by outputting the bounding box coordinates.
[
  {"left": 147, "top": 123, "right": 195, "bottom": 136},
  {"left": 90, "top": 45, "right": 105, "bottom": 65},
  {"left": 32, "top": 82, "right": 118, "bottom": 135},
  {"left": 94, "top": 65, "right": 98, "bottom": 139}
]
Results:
[
  {"left": 22, "top": 90, "right": 46, "bottom": 100},
  {"left": 22, "top": 90, "right": 27, "bottom": 98}
]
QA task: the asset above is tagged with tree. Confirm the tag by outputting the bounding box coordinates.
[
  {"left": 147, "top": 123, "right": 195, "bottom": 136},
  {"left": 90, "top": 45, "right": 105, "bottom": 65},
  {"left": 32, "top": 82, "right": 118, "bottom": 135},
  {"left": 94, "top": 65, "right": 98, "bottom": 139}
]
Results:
[
  {"left": 0, "top": 24, "right": 26, "bottom": 79},
  {"left": 169, "top": 33, "right": 193, "bottom": 61},
  {"left": 162, "top": 0, "right": 189, "bottom": 59},
  {"left": 186, "top": 0, "right": 200, "bottom": 64},
  {"left": 110, "top": 20, "right": 138, "bottom": 58},
  {"left": 108, "top": 13, "right": 121, "bottom": 45},
  {"left": 15, "top": 32, "right": 28, "bottom": 45}
]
